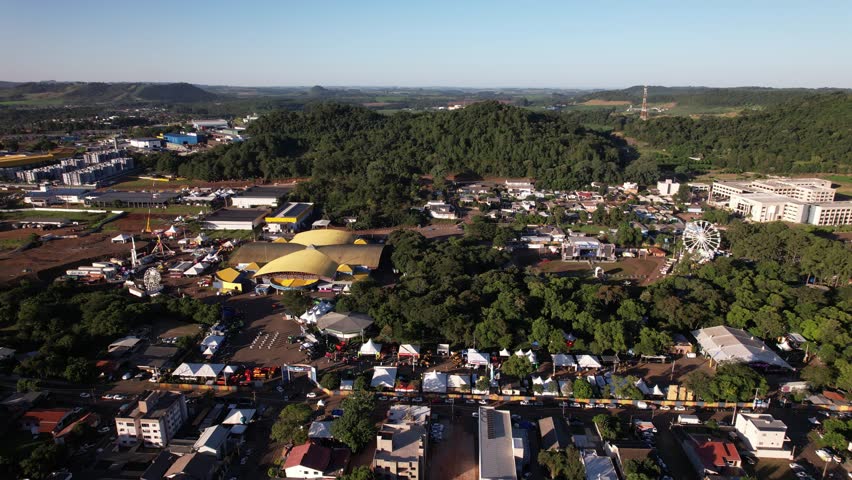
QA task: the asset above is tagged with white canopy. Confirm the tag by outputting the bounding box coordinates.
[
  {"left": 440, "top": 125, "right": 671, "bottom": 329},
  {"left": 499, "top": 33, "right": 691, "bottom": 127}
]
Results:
[
  {"left": 165, "top": 225, "right": 178, "bottom": 236},
  {"left": 466, "top": 349, "right": 489, "bottom": 366},
  {"left": 359, "top": 339, "right": 382, "bottom": 356},
  {"left": 499, "top": 348, "right": 511, "bottom": 357},
  {"left": 651, "top": 385, "right": 665, "bottom": 397},
  {"left": 514, "top": 349, "right": 537, "bottom": 364},
  {"left": 576, "top": 354, "right": 602, "bottom": 369},
  {"left": 437, "top": 344, "right": 450, "bottom": 355},
  {"left": 422, "top": 371, "right": 448, "bottom": 393},
  {"left": 399, "top": 344, "right": 420, "bottom": 357},
  {"left": 173, "top": 363, "right": 226, "bottom": 378},
  {"left": 448, "top": 374, "right": 470, "bottom": 390},
  {"left": 111, "top": 233, "right": 131, "bottom": 243},
  {"left": 552, "top": 353, "right": 576, "bottom": 367},
  {"left": 371, "top": 366, "right": 397, "bottom": 389},
  {"left": 184, "top": 262, "right": 209, "bottom": 276},
  {"left": 222, "top": 408, "right": 256, "bottom": 425}
]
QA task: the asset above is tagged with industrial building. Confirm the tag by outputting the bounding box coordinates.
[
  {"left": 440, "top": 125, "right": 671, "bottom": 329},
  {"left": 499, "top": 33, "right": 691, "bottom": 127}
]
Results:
[
  {"left": 202, "top": 208, "right": 268, "bottom": 231},
  {"left": 129, "top": 138, "right": 163, "bottom": 149},
  {"left": 230, "top": 186, "right": 293, "bottom": 208},
  {"left": 478, "top": 407, "right": 526, "bottom": 480},
  {"left": 164, "top": 132, "right": 204, "bottom": 146},
  {"left": 85, "top": 191, "right": 180, "bottom": 208},
  {"left": 712, "top": 177, "right": 852, "bottom": 225},
  {"left": 264, "top": 202, "right": 314, "bottom": 233},
  {"left": 115, "top": 391, "right": 188, "bottom": 447},
  {"left": 692, "top": 326, "right": 792, "bottom": 370},
  {"left": 561, "top": 236, "right": 616, "bottom": 262},
  {"left": 24, "top": 187, "right": 90, "bottom": 206},
  {"left": 191, "top": 119, "right": 229, "bottom": 130}
]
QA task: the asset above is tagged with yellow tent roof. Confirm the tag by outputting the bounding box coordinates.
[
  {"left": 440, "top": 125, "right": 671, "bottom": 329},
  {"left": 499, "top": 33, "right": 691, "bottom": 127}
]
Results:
[
  {"left": 290, "top": 229, "right": 356, "bottom": 246},
  {"left": 336, "top": 264, "right": 353, "bottom": 273},
  {"left": 254, "top": 247, "right": 338, "bottom": 279},
  {"left": 216, "top": 267, "right": 241, "bottom": 283},
  {"left": 354, "top": 238, "right": 368, "bottom": 245},
  {"left": 273, "top": 237, "right": 289, "bottom": 243},
  {"left": 243, "top": 262, "right": 261, "bottom": 272}
]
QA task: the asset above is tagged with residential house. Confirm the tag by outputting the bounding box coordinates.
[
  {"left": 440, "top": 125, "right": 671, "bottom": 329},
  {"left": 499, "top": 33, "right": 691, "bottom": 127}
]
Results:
[
  {"left": 734, "top": 413, "right": 792, "bottom": 459},
  {"left": 282, "top": 442, "right": 350, "bottom": 479}
]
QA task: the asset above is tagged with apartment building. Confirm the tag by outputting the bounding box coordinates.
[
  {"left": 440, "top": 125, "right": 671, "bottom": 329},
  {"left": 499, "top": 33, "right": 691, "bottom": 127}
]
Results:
[
  {"left": 373, "top": 406, "right": 430, "bottom": 480},
  {"left": 734, "top": 413, "right": 792, "bottom": 459},
  {"left": 807, "top": 202, "right": 852, "bottom": 226},
  {"left": 749, "top": 178, "right": 834, "bottom": 202},
  {"left": 728, "top": 193, "right": 809, "bottom": 223},
  {"left": 115, "top": 391, "right": 188, "bottom": 447}
]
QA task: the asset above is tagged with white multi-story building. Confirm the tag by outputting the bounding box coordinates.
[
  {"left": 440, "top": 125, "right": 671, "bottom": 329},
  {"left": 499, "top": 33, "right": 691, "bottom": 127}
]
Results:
[
  {"left": 373, "top": 406, "right": 430, "bottom": 480},
  {"left": 734, "top": 413, "right": 792, "bottom": 459},
  {"left": 115, "top": 391, "right": 188, "bottom": 447},
  {"left": 504, "top": 179, "right": 536, "bottom": 199},
  {"left": 713, "top": 177, "right": 852, "bottom": 226},
  {"left": 657, "top": 179, "right": 681, "bottom": 196}
]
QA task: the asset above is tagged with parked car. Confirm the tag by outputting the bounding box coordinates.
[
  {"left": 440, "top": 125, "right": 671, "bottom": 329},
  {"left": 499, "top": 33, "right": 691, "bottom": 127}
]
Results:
[
  {"left": 674, "top": 406, "right": 686, "bottom": 411},
  {"left": 659, "top": 405, "right": 671, "bottom": 411},
  {"left": 412, "top": 397, "right": 423, "bottom": 403},
  {"left": 79, "top": 392, "right": 91, "bottom": 399},
  {"left": 815, "top": 449, "right": 832, "bottom": 462},
  {"left": 306, "top": 392, "right": 317, "bottom": 398},
  {"left": 478, "top": 399, "right": 488, "bottom": 405},
  {"left": 519, "top": 400, "right": 530, "bottom": 406}
]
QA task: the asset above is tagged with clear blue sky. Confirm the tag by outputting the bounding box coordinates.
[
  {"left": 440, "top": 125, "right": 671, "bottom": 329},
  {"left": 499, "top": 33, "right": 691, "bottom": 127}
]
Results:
[{"left": 2, "top": 0, "right": 850, "bottom": 88}]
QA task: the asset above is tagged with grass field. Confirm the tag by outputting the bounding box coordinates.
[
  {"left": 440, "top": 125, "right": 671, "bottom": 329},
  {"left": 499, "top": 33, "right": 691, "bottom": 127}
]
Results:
[
  {"left": 108, "top": 177, "right": 199, "bottom": 189},
  {"left": 119, "top": 205, "right": 212, "bottom": 215},
  {"left": 0, "top": 210, "right": 107, "bottom": 222}
]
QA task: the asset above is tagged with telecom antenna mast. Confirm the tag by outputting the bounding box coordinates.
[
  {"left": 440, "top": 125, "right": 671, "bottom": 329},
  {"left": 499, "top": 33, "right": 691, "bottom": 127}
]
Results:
[{"left": 640, "top": 85, "right": 649, "bottom": 121}]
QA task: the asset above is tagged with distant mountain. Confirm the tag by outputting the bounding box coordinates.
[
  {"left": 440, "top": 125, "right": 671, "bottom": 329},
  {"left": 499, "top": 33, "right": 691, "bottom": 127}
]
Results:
[
  {"left": 137, "top": 82, "right": 217, "bottom": 102},
  {"left": 575, "top": 85, "right": 848, "bottom": 108},
  {"left": 0, "top": 81, "right": 218, "bottom": 104}
]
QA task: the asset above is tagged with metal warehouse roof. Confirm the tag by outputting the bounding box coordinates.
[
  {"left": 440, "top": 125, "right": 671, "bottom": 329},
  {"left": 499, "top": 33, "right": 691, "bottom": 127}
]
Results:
[
  {"left": 692, "top": 326, "right": 792, "bottom": 370},
  {"left": 229, "top": 242, "right": 384, "bottom": 269}
]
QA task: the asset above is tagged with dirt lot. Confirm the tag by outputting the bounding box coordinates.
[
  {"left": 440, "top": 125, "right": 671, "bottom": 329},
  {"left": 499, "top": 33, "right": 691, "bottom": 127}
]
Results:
[
  {"left": 0, "top": 230, "right": 148, "bottom": 285},
  {"left": 428, "top": 413, "right": 478, "bottom": 480},
  {"left": 535, "top": 256, "right": 668, "bottom": 285}
]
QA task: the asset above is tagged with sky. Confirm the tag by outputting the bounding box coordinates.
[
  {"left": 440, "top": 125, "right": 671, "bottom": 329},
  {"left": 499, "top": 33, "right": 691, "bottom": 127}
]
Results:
[{"left": 1, "top": 0, "right": 851, "bottom": 89}]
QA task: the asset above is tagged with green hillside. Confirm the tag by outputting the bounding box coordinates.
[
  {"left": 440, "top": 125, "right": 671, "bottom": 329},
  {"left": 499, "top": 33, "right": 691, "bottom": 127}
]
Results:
[{"left": 0, "top": 81, "right": 217, "bottom": 104}]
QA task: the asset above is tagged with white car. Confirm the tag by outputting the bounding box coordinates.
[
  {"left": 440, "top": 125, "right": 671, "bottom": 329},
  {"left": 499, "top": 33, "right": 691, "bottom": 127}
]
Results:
[
  {"left": 789, "top": 463, "right": 804, "bottom": 471},
  {"left": 378, "top": 396, "right": 389, "bottom": 401},
  {"left": 519, "top": 400, "right": 530, "bottom": 406},
  {"left": 815, "top": 449, "right": 832, "bottom": 462},
  {"left": 478, "top": 399, "right": 488, "bottom": 405},
  {"left": 659, "top": 405, "right": 671, "bottom": 411},
  {"left": 113, "top": 394, "right": 126, "bottom": 401},
  {"left": 101, "top": 394, "right": 114, "bottom": 400},
  {"left": 472, "top": 411, "right": 479, "bottom": 418},
  {"left": 673, "top": 406, "right": 686, "bottom": 411},
  {"left": 306, "top": 392, "right": 317, "bottom": 398}
]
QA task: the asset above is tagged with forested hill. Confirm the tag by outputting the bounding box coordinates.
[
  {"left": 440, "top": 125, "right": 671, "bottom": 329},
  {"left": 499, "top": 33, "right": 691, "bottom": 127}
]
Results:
[
  {"left": 153, "top": 102, "right": 632, "bottom": 226},
  {"left": 0, "top": 81, "right": 217, "bottom": 104},
  {"left": 577, "top": 85, "right": 846, "bottom": 108},
  {"left": 623, "top": 92, "right": 852, "bottom": 173}
]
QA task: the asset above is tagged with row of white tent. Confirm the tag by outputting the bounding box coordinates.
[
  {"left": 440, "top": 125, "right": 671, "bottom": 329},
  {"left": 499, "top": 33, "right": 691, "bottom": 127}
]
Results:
[
  {"left": 172, "top": 362, "right": 238, "bottom": 379},
  {"left": 552, "top": 354, "right": 603, "bottom": 370},
  {"left": 358, "top": 340, "right": 423, "bottom": 357}
]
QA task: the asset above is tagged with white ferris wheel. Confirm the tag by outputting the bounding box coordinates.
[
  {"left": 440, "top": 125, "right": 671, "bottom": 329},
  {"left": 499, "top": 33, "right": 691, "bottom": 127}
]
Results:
[
  {"left": 143, "top": 267, "right": 162, "bottom": 294},
  {"left": 682, "top": 220, "right": 721, "bottom": 259}
]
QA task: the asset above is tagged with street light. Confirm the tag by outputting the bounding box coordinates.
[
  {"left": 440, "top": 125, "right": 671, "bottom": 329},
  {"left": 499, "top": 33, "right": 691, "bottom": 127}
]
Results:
[{"left": 822, "top": 457, "right": 834, "bottom": 480}]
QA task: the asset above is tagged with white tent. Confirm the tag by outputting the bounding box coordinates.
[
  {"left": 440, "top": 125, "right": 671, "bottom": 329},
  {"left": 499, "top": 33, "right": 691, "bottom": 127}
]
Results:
[
  {"left": 399, "top": 344, "right": 420, "bottom": 357},
  {"left": 437, "top": 344, "right": 450, "bottom": 355},
  {"left": 194, "top": 233, "right": 208, "bottom": 244},
  {"left": 552, "top": 354, "right": 576, "bottom": 368},
  {"left": 200, "top": 335, "right": 225, "bottom": 356},
  {"left": 466, "top": 349, "right": 489, "bottom": 366},
  {"left": 359, "top": 339, "right": 382, "bottom": 356},
  {"left": 651, "top": 385, "right": 665, "bottom": 397},
  {"left": 576, "top": 355, "right": 602, "bottom": 369},
  {"left": 422, "top": 371, "right": 448, "bottom": 393},
  {"left": 222, "top": 408, "right": 256, "bottom": 425},
  {"left": 184, "top": 262, "right": 209, "bottom": 276},
  {"left": 300, "top": 301, "right": 334, "bottom": 324},
  {"left": 111, "top": 233, "right": 132, "bottom": 244},
  {"left": 371, "top": 367, "right": 397, "bottom": 389},
  {"left": 499, "top": 348, "right": 511, "bottom": 357},
  {"left": 165, "top": 225, "right": 178, "bottom": 237},
  {"left": 448, "top": 374, "right": 471, "bottom": 390},
  {"left": 172, "top": 363, "right": 226, "bottom": 379}
]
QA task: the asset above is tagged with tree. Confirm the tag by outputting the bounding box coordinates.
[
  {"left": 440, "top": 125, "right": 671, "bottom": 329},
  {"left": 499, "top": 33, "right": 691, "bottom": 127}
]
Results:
[
  {"left": 341, "top": 466, "right": 375, "bottom": 480},
  {"left": 331, "top": 413, "right": 376, "bottom": 452},
  {"left": 632, "top": 328, "right": 672, "bottom": 356},
  {"left": 674, "top": 183, "right": 691, "bottom": 203},
  {"left": 801, "top": 363, "right": 835, "bottom": 389},
  {"left": 475, "top": 375, "right": 491, "bottom": 393},
  {"left": 270, "top": 404, "right": 312, "bottom": 445},
  {"left": 63, "top": 357, "right": 95, "bottom": 383},
  {"left": 612, "top": 375, "right": 644, "bottom": 400},
  {"left": 685, "top": 363, "right": 768, "bottom": 402},
  {"left": 280, "top": 291, "right": 314, "bottom": 316},
  {"left": 624, "top": 458, "right": 661, "bottom": 480},
  {"left": 501, "top": 355, "right": 534, "bottom": 380},
  {"left": 320, "top": 372, "right": 341, "bottom": 390},
  {"left": 593, "top": 414, "right": 621, "bottom": 441},
  {"left": 20, "top": 443, "right": 62, "bottom": 480},
  {"left": 538, "top": 447, "right": 585, "bottom": 480},
  {"left": 16, "top": 378, "right": 40, "bottom": 393},
  {"left": 353, "top": 375, "right": 370, "bottom": 391},
  {"left": 572, "top": 378, "right": 594, "bottom": 399}
]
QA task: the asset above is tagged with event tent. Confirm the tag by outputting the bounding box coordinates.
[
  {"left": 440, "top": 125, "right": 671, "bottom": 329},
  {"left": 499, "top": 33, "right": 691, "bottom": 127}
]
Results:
[
  {"left": 111, "top": 233, "right": 131, "bottom": 244},
  {"left": 692, "top": 325, "right": 792, "bottom": 370},
  {"left": 222, "top": 408, "right": 256, "bottom": 425},
  {"left": 200, "top": 335, "right": 225, "bottom": 356},
  {"left": 184, "top": 262, "right": 209, "bottom": 276},
  {"left": 552, "top": 354, "right": 576, "bottom": 368},
  {"left": 371, "top": 367, "right": 397, "bottom": 389},
  {"left": 499, "top": 348, "right": 511, "bottom": 357},
  {"left": 576, "top": 355, "right": 602, "bottom": 369},
  {"left": 399, "top": 344, "right": 420, "bottom": 357},
  {"left": 358, "top": 339, "right": 382, "bottom": 356},
  {"left": 317, "top": 312, "right": 374, "bottom": 340},
  {"left": 515, "top": 349, "right": 537, "bottom": 364},
  {"left": 422, "top": 371, "right": 448, "bottom": 393},
  {"left": 466, "top": 349, "right": 489, "bottom": 366},
  {"left": 437, "top": 344, "right": 450, "bottom": 356},
  {"left": 448, "top": 374, "right": 471, "bottom": 391},
  {"left": 172, "top": 363, "right": 226, "bottom": 380}
]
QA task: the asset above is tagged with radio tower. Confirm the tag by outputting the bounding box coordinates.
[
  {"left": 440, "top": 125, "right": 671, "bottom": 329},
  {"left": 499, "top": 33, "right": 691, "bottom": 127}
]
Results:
[{"left": 640, "top": 85, "right": 649, "bottom": 121}]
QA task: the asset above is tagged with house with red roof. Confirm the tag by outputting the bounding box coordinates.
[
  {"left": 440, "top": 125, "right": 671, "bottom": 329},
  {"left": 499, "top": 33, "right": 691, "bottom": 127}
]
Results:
[
  {"left": 282, "top": 442, "right": 349, "bottom": 479},
  {"left": 19, "top": 408, "right": 74, "bottom": 436},
  {"left": 679, "top": 432, "right": 744, "bottom": 479}
]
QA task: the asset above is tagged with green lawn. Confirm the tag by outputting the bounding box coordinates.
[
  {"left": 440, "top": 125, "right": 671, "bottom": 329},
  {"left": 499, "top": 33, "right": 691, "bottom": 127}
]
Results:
[
  {"left": 119, "top": 205, "right": 213, "bottom": 215},
  {"left": 0, "top": 210, "right": 107, "bottom": 222},
  {"left": 109, "top": 176, "right": 199, "bottom": 189}
]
